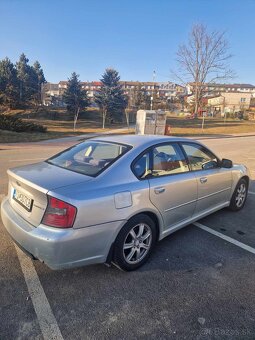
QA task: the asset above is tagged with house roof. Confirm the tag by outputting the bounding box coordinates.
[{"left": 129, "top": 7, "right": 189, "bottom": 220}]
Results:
[
  {"left": 188, "top": 82, "right": 255, "bottom": 89},
  {"left": 120, "top": 81, "right": 159, "bottom": 86}
]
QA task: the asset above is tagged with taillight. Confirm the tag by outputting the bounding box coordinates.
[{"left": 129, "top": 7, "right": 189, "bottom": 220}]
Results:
[{"left": 42, "top": 196, "right": 77, "bottom": 228}]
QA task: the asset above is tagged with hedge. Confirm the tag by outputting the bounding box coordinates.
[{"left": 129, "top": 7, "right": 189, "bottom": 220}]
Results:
[{"left": 0, "top": 114, "right": 47, "bottom": 133}]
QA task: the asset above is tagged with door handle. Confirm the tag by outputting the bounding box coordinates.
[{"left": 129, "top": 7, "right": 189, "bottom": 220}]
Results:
[
  {"left": 154, "top": 187, "right": 165, "bottom": 194},
  {"left": 200, "top": 177, "right": 208, "bottom": 184}
]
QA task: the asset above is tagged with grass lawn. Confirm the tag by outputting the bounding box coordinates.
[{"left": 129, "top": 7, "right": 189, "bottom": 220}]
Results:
[
  {"left": 167, "top": 116, "right": 255, "bottom": 136},
  {"left": 1, "top": 113, "right": 255, "bottom": 143},
  {"left": 0, "top": 108, "right": 132, "bottom": 143},
  {"left": 0, "top": 117, "right": 132, "bottom": 143}
]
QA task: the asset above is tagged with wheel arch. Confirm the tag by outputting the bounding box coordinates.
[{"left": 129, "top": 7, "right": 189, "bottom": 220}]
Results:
[
  {"left": 105, "top": 210, "right": 163, "bottom": 265},
  {"left": 228, "top": 175, "right": 249, "bottom": 212},
  {"left": 140, "top": 211, "right": 161, "bottom": 241},
  {"left": 241, "top": 175, "right": 249, "bottom": 186}
]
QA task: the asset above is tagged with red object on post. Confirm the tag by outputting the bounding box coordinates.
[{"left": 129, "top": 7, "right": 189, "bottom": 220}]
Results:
[{"left": 165, "top": 124, "right": 171, "bottom": 135}]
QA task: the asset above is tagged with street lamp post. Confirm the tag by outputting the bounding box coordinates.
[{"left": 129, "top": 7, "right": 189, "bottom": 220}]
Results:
[{"left": 151, "top": 70, "right": 156, "bottom": 111}]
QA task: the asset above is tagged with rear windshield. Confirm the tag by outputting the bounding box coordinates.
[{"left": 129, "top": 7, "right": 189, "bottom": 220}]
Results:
[{"left": 47, "top": 140, "right": 131, "bottom": 177}]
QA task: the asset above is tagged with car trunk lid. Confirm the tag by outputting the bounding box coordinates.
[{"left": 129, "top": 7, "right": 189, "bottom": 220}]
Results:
[{"left": 7, "top": 162, "right": 92, "bottom": 227}]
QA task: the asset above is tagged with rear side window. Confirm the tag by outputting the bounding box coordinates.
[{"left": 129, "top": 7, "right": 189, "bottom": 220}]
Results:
[
  {"left": 133, "top": 152, "right": 150, "bottom": 178},
  {"left": 47, "top": 141, "right": 131, "bottom": 177},
  {"left": 181, "top": 143, "right": 218, "bottom": 171}
]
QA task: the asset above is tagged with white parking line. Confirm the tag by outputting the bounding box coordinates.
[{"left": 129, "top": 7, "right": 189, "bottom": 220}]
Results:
[
  {"left": 248, "top": 191, "right": 255, "bottom": 195},
  {"left": 194, "top": 222, "right": 255, "bottom": 255},
  {"left": 15, "top": 245, "right": 64, "bottom": 340}
]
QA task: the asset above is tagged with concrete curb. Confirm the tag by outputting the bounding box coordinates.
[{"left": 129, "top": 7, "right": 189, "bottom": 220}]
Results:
[
  {"left": 192, "top": 133, "right": 255, "bottom": 141},
  {"left": 0, "top": 128, "right": 254, "bottom": 147}
]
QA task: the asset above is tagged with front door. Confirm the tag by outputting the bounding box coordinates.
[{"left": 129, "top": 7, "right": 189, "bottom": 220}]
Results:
[
  {"left": 181, "top": 142, "right": 232, "bottom": 215},
  {"left": 148, "top": 142, "right": 198, "bottom": 230}
]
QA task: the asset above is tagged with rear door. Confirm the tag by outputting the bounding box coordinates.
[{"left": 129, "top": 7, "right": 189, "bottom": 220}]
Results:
[
  {"left": 181, "top": 142, "right": 232, "bottom": 215},
  {"left": 148, "top": 142, "right": 198, "bottom": 230}
]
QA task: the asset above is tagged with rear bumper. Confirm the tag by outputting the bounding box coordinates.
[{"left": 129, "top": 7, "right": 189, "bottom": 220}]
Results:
[{"left": 1, "top": 197, "right": 124, "bottom": 270}]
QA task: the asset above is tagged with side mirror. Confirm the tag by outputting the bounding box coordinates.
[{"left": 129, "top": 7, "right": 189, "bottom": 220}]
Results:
[{"left": 221, "top": 158, "right": 233, "bottom": 168}]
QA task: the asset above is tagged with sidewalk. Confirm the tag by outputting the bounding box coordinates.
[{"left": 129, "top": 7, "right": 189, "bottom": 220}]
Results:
[
  {"left": 0, "top": 129, "right": 255, "bottom": 149},
  {"left": 0, "top": 127, "right": 133, "bottom": 148},
  {"left": 37, "top": 127, "right": 128, "bottom": 144},
  {"left": 192, "top": 132, "right": 255, "bottom": 140}
]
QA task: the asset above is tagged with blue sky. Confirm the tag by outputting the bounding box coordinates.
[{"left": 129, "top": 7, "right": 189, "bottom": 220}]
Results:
[{"left": 0, "top": 0, "right": 254, "bottom": 84}]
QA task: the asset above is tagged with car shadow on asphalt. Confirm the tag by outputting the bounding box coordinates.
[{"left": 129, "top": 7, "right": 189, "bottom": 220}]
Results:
[{"left": 34, "top": 221, "right": 254, "bottom": 280}]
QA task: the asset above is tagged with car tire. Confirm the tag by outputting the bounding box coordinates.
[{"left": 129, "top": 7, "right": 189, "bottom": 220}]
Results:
[
  {"left": 113, "top": 214, "right": 157, "bottom": 271},
  {"left": 228, "top": 178, "right": 248, "bottom": 211}
]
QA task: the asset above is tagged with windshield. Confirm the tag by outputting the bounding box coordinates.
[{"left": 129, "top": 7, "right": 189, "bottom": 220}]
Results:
[{"left": 47, "top": 140, "right": 131, "bottom": 177}]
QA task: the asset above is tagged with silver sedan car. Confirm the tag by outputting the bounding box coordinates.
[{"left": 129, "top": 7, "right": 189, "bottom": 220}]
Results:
[{"left": 1, "top": 135, "right": 250, "bottom": 271}]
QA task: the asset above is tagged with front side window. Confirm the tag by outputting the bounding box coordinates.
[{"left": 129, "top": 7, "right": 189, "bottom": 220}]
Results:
[
  {"left": 47, "top": 141, "right": 131, "bottom": 177},
  {"left": 151, "top": 143, "right": 189, "bottom": 177},
  {"left": 181, "top": 143, "right": 218, "bottom": 171}
]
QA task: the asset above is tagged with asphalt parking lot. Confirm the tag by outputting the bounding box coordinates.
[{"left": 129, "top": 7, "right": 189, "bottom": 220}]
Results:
[{"left": 0, "top": 136, "right": 255, "bottom": 340}]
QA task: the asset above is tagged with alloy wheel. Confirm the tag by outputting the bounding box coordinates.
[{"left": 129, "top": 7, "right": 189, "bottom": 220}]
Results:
[
  {"left": 123, "top": 223, "right": 152, "bottom": 264},
  {"left": 235, "top": 183, "right": 247, "bottom": 208}
]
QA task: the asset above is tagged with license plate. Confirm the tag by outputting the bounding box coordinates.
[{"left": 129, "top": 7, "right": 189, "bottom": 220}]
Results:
[{"left": 13, "top": 189, "right": 33, "bottom": 212}]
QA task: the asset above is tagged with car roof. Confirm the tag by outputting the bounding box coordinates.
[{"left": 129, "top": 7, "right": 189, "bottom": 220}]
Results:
[{"left": 91, "top": 134, "right": 196, "bottom": 148}]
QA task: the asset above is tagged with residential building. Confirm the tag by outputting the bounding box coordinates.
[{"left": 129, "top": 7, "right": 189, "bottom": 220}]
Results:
[
  {"left": 41, "top": 80, "right": 185, "bottom": 106},
  {"left": 120, "top": 81, "right": 159, "bottom": 97},
  {"left": 42, "top": 81, "right": 102, "bottom": 105},
  {"left": 42, "top": 83, "right": 65, "bottom": 107},
  {"left": 157, "top": 82, "right": 186, "bottom": 98},
  {"left": 81, "top": 81, "right": 102, "bottom": 97},
  {"left": 186, "top": 83, "right": 255, "bottom": 97},
  {"left": 207, "top": 92, "right": 252, "bottom": 114}
]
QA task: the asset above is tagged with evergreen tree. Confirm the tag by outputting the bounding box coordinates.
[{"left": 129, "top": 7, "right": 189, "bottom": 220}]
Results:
[
  {"left": 95, "top": 68, "right": 127, "bottom": 128},
  {"left": 16, "top": 53, "right": 36, "bottom": 107},
  {"left": 0, "top": 57, "right": 19, "bottom": 109},
  {"left": 31, "top": 61, "right": 46, "bottom": 107},
  {"left": 62, "top": 72, "right": 90, "bottom": 130}
]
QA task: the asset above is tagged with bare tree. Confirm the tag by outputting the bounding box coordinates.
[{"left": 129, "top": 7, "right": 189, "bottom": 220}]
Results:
[{"left": 176, "top": 24, "right": 234, "bottom": 116}]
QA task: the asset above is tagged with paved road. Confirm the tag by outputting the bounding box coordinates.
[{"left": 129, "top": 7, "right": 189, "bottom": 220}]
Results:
[{"left": 0, "top": 135, "right": 255, "bottom": 339}]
